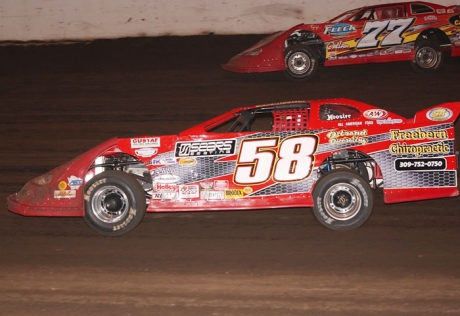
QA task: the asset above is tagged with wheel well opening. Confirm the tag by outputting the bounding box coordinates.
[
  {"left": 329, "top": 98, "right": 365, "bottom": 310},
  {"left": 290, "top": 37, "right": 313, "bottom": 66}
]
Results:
[
  {"left": 86, "top": 153, "right": 152, "bottom": 201},
  {"left": 318, "top": 149, "right": 383, "bottom": 189},
  {"left": 285, "top": 30, "right": 326, "bottom": 62},
  {"left": 417, "top": 29, "right": 451, "bottom": 46}
]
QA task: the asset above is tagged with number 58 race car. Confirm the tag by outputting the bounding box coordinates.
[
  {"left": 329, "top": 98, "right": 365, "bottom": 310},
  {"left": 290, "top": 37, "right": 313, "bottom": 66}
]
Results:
[
  {"left": 222, "top": 1, "right": 460, "bottom": 81},
  {"left": 7, "top": 98, "right": 460, "bottom": 236}
]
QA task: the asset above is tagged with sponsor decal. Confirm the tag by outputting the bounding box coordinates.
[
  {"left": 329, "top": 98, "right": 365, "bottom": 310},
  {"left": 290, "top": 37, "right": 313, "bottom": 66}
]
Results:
[
  {"left": 389, "top": 128, "right": 449, "bottom": 156},
  {"left": 152, "top": 168, "right": 175, "bottom": 176},
  {"left": 179, "top": 157, "right": 197, "bottom": 166},
  {"left": 131, "top": 137, "right": 160, "bottom": 148},
  {"left": 426, "top": 108, "right": 453, "bottom": 121},
  {"left": 213, "top": 180, "right": 229, "bottom": 190},
  {"left": 326, "top": 41, "right": 350, "bottom": 52},
  {"left": 58, "top": 181, "right": 67, "bottom": 190},
  {"left": 243, "top": 187, "right": 253, "bottom": 194},
  {"left": 380, "top": 48, "right": 395, "bottom": 55},
  {"left": 376, "top": 118, "right": 403, "bottom": 125},
  {"left": 326, "top": 113, "right": 351, "bottom": 121},
  {"left": 200, "top": 180, "right": 214, "bottom": 190},
  {"left": 436, "top": 9, "right": 446, "bottom": 14},
  {"left": 155, "top": 183, "right": 178, "bottom": 193},
  {"left": 67, "top": 176, "right": 83, "bottom": 190},
  {"left": 324, "top": 23, "right": 356, "bottom": 36},
  {"left": 54, "top": 190, "right": 76, "bottom": 199},
  {"left": 390, "top": 128, "right": 448, "bottom": 141},
  {"left": 424, "top": 15, "right": 437, "bottom": 21},
  {"left": 175, "top": 139, "right": 236, "bottom": 157},
  {"left": 395, "top": 158, "right": 446, "bottom": 171},
  {"left": 390, "top": 143, "right": 450, "bottom": 156},
  {"left": 345, "top": 121, "right": 363, "bottom": 126},
  {"left": 152, "top": 192, "right": 177, "bottom": 200},
  {"left": 327, "top": 129, "right": 368, "bottom": 145},
  {"left": 153, "top": 174, "right": 180, "bottom": 184},
  {"left": 363, "top": 109, "right": 388, "bottom": 120},
  {"left": 225, "top": 189, "right": 244, "bottom": 199},
  {"left": 135, "top": 148, "right": 158, "bottom": 157},
  {"left": 179, "top": 185, "right": 200, "bottom": 199},
  {"left": 201, "top": 190, "right": 224, "bottom": 200},
  {"left": 150, "top": 157, "right": 177, "bottom": 166}
]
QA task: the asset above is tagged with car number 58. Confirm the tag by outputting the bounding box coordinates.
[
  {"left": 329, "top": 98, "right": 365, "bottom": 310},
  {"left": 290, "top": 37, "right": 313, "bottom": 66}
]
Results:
[{"left": 234, "top": 136, "right": 318, "bottom": 185}]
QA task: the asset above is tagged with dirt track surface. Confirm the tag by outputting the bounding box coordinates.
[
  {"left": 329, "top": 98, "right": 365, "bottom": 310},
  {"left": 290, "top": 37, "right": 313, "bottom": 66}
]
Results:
[{"left": 1, "top": 35, "right": 460, "bottom": 315}]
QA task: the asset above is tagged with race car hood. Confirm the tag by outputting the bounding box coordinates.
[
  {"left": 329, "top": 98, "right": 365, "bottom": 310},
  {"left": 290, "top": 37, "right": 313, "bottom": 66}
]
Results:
[
  {"left": 7, "top": 137, "right": 118, "bottom": 216},
  {"left": 238, "top": 30, "right": 285, "bottom": 55}
]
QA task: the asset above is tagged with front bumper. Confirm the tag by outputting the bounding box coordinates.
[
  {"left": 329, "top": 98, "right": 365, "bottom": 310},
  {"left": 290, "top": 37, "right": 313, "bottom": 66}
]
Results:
[{"left": 7, "top": 193, "right": 83, "bottom": 217}]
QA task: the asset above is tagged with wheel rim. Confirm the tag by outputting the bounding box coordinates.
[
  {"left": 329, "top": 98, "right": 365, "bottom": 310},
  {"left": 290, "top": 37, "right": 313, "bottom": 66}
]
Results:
[
  {"left": 415, "top": 47, "right": 438, "bottom": 69},
  {"left": 91, "top": 185, "right": 129, "bottom": 223},
  {"left": 287, "top": 52, "right": 311, "bottom": 75},
  {"left": 323, "top": 183, "right": 361, "bottom": 220}
]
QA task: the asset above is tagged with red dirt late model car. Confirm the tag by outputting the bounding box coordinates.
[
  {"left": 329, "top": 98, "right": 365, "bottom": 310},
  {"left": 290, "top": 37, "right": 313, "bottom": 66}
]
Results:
[
  {"left": 222, "top": 1, "right": 460, "bottom": 81},
  {"left": 7, "top": 98, "right": 460, "bottom": 236}
]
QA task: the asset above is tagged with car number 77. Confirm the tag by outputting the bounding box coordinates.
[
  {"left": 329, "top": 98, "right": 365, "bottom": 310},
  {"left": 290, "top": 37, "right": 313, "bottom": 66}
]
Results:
[
  {"left": 234, "top": 136, "right": 318, "bottom": 185},
  {"left": 357, "top": 18, "right": 415, "bottom": 49}
]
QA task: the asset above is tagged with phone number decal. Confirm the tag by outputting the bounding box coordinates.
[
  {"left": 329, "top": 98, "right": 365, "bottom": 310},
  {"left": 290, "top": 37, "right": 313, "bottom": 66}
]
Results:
[{"left": 395, "top": 158, "right": 446, "bottom": 171}]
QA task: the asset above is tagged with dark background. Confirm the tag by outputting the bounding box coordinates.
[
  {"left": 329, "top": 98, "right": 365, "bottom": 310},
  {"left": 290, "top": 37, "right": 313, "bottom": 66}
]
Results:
[{"left": 1, "top": 35, "right": 460, "bottom": 315}]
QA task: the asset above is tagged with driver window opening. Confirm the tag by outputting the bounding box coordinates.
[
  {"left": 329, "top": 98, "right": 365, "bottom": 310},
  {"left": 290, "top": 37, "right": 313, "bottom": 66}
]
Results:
[
  {"left": 377, "top": 6, "right": 404, "bottom": 19},
  {"left": 208, "top": 111, "right": 273, "bottom": 133},
  {"left": 351, "top": 9, "right": 374, "bottom": 21}
]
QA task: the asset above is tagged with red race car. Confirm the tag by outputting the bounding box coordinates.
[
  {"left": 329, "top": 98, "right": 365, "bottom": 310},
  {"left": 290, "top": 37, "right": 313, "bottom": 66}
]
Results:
[
  {"left": 222, "top": 1, "right": 460, "bottom": 81},
  {"left": 7, "top": 98, "right": 460, "bottom": 235}
]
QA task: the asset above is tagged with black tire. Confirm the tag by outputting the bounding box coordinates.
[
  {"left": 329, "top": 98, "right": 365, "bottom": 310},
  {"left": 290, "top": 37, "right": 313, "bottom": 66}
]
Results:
[
  {"left": 284, "top": 45, "right": 319, "bottom": 81},
  {"left": 410, "top": 40, "right": 444, "bottom": 73},
  {"left": 312, "top": 170, "right": 373, "bottom": 231},
  {"left": 84, "top": 170, "right": 146, "bottom": 236}
]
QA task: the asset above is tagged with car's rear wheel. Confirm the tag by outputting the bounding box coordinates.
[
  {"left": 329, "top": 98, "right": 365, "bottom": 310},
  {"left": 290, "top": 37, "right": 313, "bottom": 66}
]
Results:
[
  {"left": 284, "top": 45, "right": 319, "bottom": 81},
  {"left": 410, "top": 40, "right": 444, "bottom": 73},
  {"left": 84, "top": 170, "right": 146, "bottom": 236},
  {"left": 312, "top": 170, "right": 373, "bottom": 231}
]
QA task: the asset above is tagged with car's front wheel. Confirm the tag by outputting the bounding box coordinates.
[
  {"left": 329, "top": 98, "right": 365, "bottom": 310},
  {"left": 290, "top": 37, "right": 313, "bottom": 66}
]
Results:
[
  {"left": 284, "top": 45, "right": 319, "bottom": 81},
  {"left": 84, "top": 170, "right": 146, "bottom": 236},
  {"left": 410, "top": 40, "right": 444, "bottom": 73},
  {"left": 312, "top": 170, "right": 373, "bottom": 231}
]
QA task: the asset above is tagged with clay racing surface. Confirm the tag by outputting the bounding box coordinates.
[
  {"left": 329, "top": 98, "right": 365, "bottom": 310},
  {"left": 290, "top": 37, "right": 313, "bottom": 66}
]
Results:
[{"left": 1, "top": 35, "right": 460, "bottom": 315}]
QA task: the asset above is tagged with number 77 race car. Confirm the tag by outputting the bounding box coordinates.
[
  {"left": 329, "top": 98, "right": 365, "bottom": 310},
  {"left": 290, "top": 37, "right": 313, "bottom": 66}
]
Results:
[
  {"left": 7, "top": 98, "right": 460, "bottom": 236},
  {"left": 222, "top": 1, "right": 460, "bottom": 81}
]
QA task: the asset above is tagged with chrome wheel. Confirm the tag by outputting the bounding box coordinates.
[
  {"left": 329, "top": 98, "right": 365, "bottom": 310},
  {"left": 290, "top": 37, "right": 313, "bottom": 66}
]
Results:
[
  {"left": 323, "top": 183, "right": 362, "bottom": 220},
  {"left": 287, "top": 52, "right": 311, "bottom": 75},
  {"left": 415, "top": 46, "right": 438, "bottom": 69},
  {"left": 91, "top": 185, "right": 129, "bottom": 223},
  {"left": 284, "top": 45, "right": 319, "bottom": 81},
  {"left": 410, "top": 40, "right": 443, "bottom": 73}
]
